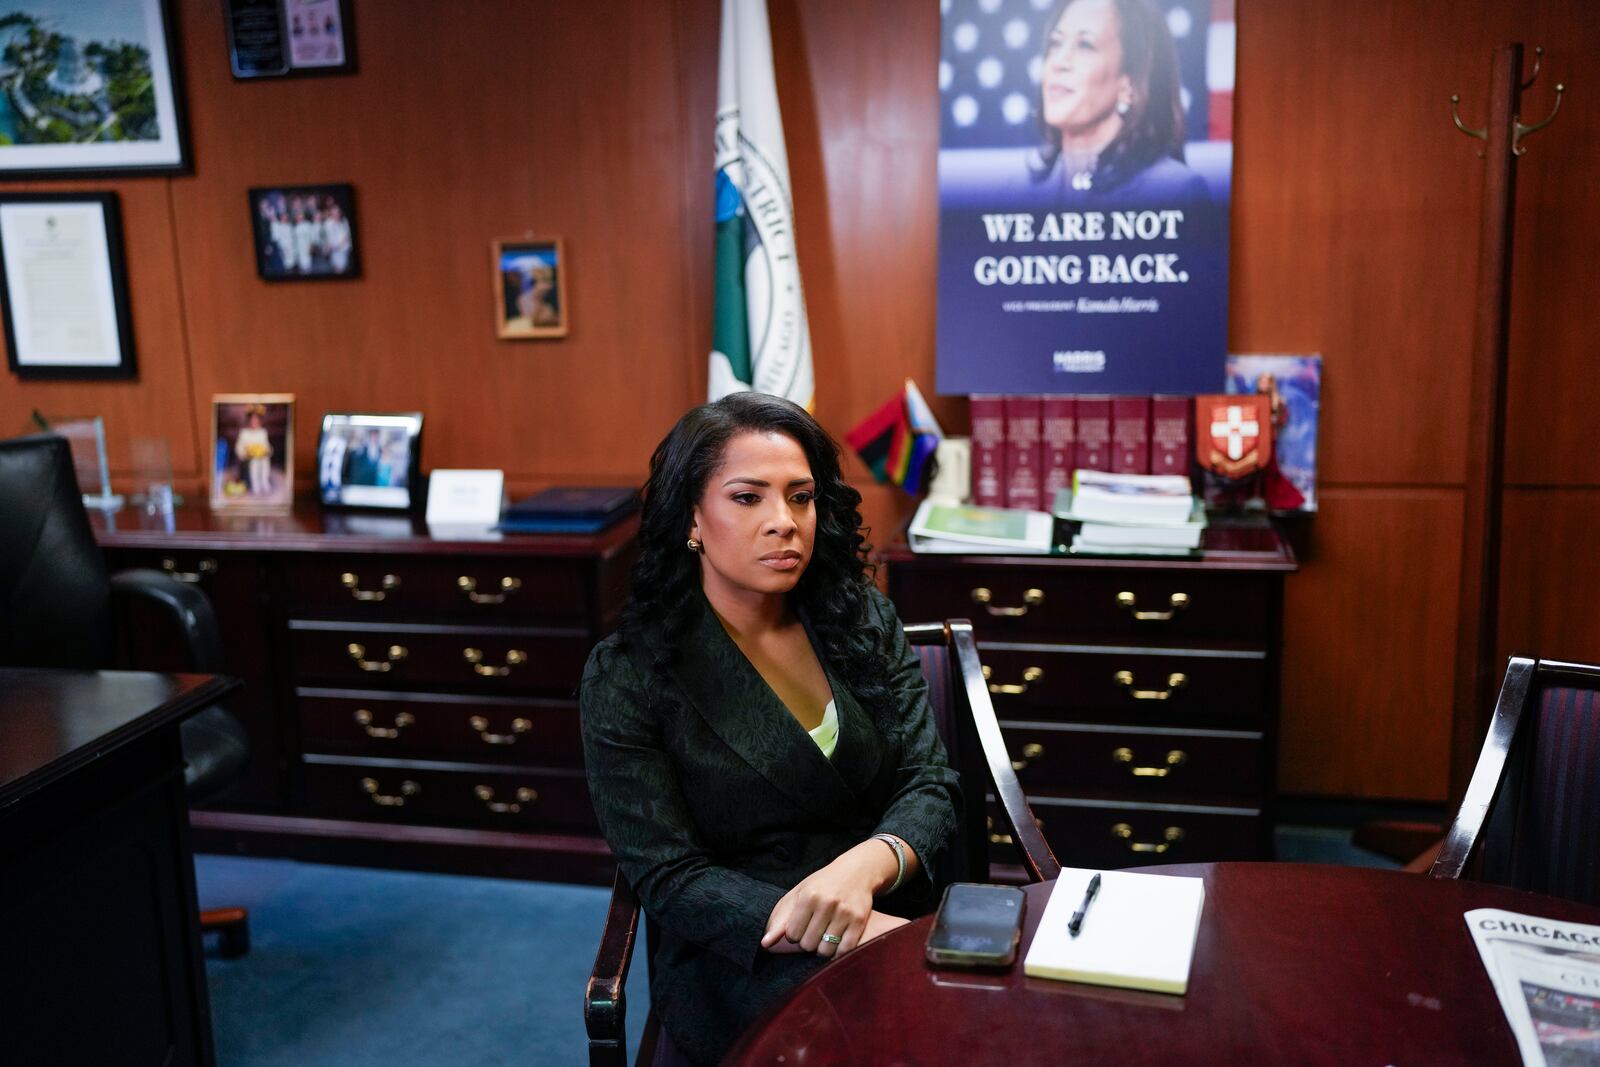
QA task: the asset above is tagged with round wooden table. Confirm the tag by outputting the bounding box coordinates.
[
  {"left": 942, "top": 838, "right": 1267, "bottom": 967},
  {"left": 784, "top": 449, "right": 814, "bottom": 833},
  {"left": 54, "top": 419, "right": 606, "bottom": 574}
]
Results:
[{"left": 725, "top": 863, "right": 1600, "bottom": 1065}]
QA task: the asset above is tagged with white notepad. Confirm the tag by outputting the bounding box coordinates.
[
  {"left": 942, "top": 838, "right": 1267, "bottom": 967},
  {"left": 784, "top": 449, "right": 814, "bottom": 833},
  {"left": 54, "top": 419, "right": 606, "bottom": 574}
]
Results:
[{"left": 1023, "top": 867, "right": 1206, "bottom": 994}]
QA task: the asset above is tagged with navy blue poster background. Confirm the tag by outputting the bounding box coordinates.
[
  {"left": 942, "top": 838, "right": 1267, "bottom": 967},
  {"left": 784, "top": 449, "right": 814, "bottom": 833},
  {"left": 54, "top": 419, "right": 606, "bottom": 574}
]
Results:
[{"left": 936, "top": 0, "right": 1233, "bottom": 395}]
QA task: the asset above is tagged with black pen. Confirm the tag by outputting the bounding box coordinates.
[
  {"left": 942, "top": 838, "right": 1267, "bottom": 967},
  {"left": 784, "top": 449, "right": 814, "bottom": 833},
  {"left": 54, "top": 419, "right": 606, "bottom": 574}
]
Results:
[{"left": 1067, "top": 873, "right": 1102, "bottom": 937}]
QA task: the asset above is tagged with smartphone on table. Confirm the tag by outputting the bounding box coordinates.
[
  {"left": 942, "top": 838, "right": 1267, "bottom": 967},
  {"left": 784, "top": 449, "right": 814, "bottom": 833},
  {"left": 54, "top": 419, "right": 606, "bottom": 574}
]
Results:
[{"left": 924, "top": 882, "right": 1026, "bottom": 968}]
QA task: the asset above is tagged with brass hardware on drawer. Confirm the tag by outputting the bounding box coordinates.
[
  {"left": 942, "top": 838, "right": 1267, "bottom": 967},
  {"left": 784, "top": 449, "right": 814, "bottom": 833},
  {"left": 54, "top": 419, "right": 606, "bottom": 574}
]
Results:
[
  {"left": 353, "top": 708, "right": 415, "bottom": 739},
  {"left": 1111, "top": 823, "right": 1184, "bottom": 853},
  {"left": 160, "top": 557, "right": 217, "bottom": 583},
  {"left": 1113, "top": 670, "right": 1188, "bottom": 700},
  {"left": 982, "top": 664, "right": 1044, "bottom": 695},
  {"left": 970, "top": 587, "right": 1044, "bottom": 617},
  {"left": 347, "top": 643, "right": 408, "bottom": 672},
  {"left": 1112, "top": 747, "right": 1188, "bottom": 777},
  {"left": 361, "top": 777, "right": 419, "bottom": 807},
  {"left": 468, "top": 715, "right": 532, "bottom": 745},
  {"left": 1010, "top": 742, "right": 1045, "bottom": 772},
  {"left": 474, "top": 784, "right": 538, "bottom": 814},
  {"left": 463, "top": 647, "right": 528, "bottom": 677},
  {"left": 341, "top": 571, "right": 399, "bottom": 601},
  {"left": 458, "top": 576, "right": 524, "bottom": 605},
  {"left": 987, "top": 813, "right": 1044, "bottom": 846},
  {"left": 1116, "top": 590, "right": 1190, "bottom": 622}
]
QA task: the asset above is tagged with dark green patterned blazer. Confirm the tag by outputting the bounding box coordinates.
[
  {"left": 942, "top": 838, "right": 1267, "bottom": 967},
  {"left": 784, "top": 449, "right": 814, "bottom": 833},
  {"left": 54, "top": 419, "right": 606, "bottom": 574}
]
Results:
[{"left": 579, "top": 586, "right": 960, "bottom": 1066}]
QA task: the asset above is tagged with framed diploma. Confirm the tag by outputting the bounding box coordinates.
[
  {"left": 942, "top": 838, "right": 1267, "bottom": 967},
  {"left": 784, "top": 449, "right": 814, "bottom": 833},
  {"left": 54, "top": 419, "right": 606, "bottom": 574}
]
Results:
[
  {"left": 0, "top": 192, "right": 136, "bottom": 380},
  {"left": 0, "top": 0, "right": 190, "bottom": 178},
  {"left": 224, "top": 0, "right": 357, "bottom": 79}
]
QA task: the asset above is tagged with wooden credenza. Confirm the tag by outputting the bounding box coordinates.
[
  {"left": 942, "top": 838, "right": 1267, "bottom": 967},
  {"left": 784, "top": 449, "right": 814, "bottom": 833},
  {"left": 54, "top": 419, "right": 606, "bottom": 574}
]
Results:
[
  {"left": 93, "top": 502, "right": 636, "bottom": 884},
  {"left": 882, "top": 519, "right": 1296, "bottom": 873}
]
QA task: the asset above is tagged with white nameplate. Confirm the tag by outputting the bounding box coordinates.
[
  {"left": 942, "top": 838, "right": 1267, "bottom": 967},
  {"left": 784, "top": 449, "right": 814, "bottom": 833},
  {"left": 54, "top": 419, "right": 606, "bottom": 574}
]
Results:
[{"left": 425, "top": 469, "right": 505, "bottom": 528}]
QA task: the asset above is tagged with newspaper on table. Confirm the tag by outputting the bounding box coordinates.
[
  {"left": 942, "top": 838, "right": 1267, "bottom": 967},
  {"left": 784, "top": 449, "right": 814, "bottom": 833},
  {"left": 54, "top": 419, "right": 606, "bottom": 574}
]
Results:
[{"left": 1467, "top": 908, "right": 1600, "bottom": 1066}]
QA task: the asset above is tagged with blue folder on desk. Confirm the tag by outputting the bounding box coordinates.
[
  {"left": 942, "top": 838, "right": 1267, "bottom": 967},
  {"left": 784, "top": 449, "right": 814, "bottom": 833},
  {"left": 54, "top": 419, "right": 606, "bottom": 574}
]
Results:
[{"left": 497, "top": 486, "right": 638, "bottom": 533}]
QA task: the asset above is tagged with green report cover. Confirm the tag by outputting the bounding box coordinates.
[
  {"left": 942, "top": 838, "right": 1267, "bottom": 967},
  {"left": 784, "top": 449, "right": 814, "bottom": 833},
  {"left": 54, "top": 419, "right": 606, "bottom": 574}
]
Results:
[{"left": 921, "top": 504, "right": 1032, "bottom": 541}]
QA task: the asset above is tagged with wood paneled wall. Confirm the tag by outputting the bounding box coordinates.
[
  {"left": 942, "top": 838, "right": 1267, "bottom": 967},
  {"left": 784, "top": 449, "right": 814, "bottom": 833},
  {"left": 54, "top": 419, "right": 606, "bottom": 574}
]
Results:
[{"left": 1, "top": 0, "right": 1593, "bottom": 803}]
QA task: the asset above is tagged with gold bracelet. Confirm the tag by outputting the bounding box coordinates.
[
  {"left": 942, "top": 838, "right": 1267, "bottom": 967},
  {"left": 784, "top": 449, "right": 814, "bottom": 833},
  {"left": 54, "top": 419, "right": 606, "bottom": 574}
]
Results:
[{"left": 871, "top": 833, "right": 907, "bottom": 895}]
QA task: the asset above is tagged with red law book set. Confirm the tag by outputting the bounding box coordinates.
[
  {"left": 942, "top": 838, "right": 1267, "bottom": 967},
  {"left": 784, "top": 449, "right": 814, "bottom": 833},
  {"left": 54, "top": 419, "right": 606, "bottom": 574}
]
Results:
[{"left": 970, "top": 395, "right": 1194, "bottom": 511}]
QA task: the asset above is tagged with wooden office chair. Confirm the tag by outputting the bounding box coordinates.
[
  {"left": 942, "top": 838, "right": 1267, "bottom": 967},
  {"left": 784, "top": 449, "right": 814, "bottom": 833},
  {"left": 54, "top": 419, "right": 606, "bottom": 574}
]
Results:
[
  {"left": 1430, "top": 656, "right": 1600, "bottom": 907},
  {"left": 0, "top": 434, "right": 253, "bottom": 955},
  {"left": 583, "top": 618, "right": 1060, "bottom": 1067}
]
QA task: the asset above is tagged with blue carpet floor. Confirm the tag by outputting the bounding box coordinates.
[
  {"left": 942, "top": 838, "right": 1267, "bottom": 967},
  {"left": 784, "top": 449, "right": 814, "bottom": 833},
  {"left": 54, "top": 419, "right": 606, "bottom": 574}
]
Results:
[{"left": 195, "top": 856, "right": 650, "bottom": 1067}]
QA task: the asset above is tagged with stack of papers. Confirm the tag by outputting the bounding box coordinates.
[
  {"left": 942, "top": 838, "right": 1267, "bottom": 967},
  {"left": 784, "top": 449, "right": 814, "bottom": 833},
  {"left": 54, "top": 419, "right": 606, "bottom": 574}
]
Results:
[
  {"left": 1467, "top": 908, "right": 1600, "bottom": 1066},
  {"left": 1054, "top": 472, "right": 1206, "bottom": 555},
  {"left": 1023, "top": 867, "right": 1206, "bottom": 994},
  {"left": 908, "top": 499, "right": 1056, "bottom": 555}
]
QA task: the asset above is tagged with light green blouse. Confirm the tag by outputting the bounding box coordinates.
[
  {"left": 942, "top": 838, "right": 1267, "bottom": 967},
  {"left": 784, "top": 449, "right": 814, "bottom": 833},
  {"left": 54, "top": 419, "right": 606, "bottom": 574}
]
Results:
[{"left": 807, "top": 699, "right": 839, "bottom": 759}]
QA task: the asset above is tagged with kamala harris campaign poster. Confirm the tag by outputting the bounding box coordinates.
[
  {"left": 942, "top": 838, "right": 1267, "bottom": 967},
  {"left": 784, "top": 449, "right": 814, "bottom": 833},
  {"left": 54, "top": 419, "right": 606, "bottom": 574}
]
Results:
[{"left": 936, "top": 0, "right": 1235, "bottom": 395}]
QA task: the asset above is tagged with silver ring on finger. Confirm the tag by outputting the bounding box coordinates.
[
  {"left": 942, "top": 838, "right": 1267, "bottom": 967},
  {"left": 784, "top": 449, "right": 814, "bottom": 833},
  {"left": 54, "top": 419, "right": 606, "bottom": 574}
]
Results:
[{"left": 821, "top": 933, "right": 842, "bottom": 945}]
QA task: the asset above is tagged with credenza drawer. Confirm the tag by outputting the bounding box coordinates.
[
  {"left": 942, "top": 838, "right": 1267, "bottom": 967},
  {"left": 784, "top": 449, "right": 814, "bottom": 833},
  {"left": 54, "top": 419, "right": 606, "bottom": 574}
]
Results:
[
  {"left": 999, "top": 721, "right": 1265, "bottom": 797},
  {"left": 297, "top": 688, "right": 582, "bottom": 766},
  {"left": 287, "top": 620, "right": 588, "bottom": 693},
  {"left": 894, "top": 567, "right": 1274, "bottom": 643},
  {"left": 283, "top": 556, "right": 591, "bottom": 622},
  {"left": 980, "top": 642, "right": 1268, "bottom": 724},
  {"left": 302, "top": 757, "right": 596, "bottom": 833},
  {"left": 990, "top": 796, "right": 1265, "bottom": 870}
]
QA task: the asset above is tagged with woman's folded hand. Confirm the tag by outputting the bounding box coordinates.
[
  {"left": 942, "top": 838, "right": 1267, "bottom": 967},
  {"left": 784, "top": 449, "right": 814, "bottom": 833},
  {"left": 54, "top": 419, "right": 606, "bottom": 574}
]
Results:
[{"left": 760, "top": 840, "right": 902, "bottom": 958}]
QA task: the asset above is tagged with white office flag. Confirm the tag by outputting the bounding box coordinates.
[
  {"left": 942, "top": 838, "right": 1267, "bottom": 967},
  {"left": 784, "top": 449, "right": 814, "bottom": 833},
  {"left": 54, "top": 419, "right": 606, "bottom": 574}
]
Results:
[{"left": 709, "top": 0, "right": 813, "bottom": 409}]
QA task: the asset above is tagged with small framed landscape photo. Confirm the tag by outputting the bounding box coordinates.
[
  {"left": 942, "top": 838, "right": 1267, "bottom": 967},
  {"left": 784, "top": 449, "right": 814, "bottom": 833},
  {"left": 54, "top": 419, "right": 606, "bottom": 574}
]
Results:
[
  {"left": 249, "top": 183, "right": 359, "bottom": 280},
  {"left": 494, "top": 237, "right": 567, "bottom": 339},
  {"left": 211, "top": 393, "right": 294, "bottom": 511},
  {"left": 317, "top": 412, "right": 423, "bottom": 510}
]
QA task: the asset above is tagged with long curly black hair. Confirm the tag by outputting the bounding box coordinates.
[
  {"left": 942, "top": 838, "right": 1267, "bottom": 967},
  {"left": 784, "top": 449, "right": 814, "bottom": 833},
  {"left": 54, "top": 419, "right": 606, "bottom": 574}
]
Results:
[
  {"left": 1030, "top": 0, "right": 1187, "bottom": 192},
  {"left": 620, "top": 392, "right": 894, "bottom": 721}
]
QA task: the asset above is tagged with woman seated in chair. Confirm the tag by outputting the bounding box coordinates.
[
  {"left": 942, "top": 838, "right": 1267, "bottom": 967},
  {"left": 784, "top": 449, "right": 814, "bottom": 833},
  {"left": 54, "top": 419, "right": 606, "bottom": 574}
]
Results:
[{"left": 580, "top": 393, "right": 960, "bottom": 1066}]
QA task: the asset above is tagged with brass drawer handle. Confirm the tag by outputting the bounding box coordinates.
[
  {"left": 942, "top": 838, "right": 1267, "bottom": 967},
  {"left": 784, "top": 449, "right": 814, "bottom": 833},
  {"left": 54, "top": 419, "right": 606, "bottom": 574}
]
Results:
[
  {"left": 1114, "top": 670, "right": 1187, "bottom": 700},
  {"left": 1112, "top": 747, "right": 1187, "bottom": 777},
  {"left": 987, "top": 813, "right": 1044, "bottom": 846},
  {"left": 458, "top": 575, "right": 523, "bottom": 605},
  {"left": 983, "top": 664, "right": 1043, "bottom": 695},
  {"left": 463, "top": 647, "right": 527, "bottom": 677},
  {"left": 161, "top": 557, "right": 217, "bottom": 583},
  {"left": 361, "top": 777, "right": 419, "bottom": 807},
  {"left": 1116, "top": 591, "right": 1190, "bottom": 622},
  {"left": 468, "top": 715, "right": 532, "bottom": 745},
  {"left": 474, "top": 784, "right": 537, "bottom": 814},
  {"left": 1112, "top": 823, "right": 1185, "bottom": 853},
  {"left": 970, "top": 587, "right": 1044, "bottom": 617},
  {"left": 347, "top": 643, "right": 408, "bottom": 672},
  {"left": 1010, "top": 742, "right": 1045, "bottom": 772},
  {"left": 342, "top": 571, "right": 400, "bottom": 601},
  {"left": 353, "top": 708, "right": 415, "bottom": 739}
]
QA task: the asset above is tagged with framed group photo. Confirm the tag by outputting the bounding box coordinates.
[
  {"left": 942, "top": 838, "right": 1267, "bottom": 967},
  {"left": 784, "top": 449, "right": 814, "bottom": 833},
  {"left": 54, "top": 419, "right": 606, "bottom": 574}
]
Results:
[
  {"left": 317, "top": 412, "right": 423, "bottom": 510},
  {"left": 0, "top": 192, "right": 137, "bottom": 379},
  {"left": 494, "top": 238, "right": 568, "bottom": 339},
  {"left": 211, "top": 393, "right": 294, "bottom": 510},
  {"left": 249, "top": 183, "right": 359, "bottom": 280},
  {"left": 0, "top": 0, "right": 189, "bottom": 178}
]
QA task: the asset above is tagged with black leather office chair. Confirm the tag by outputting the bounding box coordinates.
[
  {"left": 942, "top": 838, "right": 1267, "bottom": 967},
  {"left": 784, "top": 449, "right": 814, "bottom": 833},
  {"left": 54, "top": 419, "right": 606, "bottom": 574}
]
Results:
[
  {"left": 583, "top": 618, "right": 1060, "bottom": 1067},
  {"left": 0, "top": 433, "right": 253, "bottom": 955}
]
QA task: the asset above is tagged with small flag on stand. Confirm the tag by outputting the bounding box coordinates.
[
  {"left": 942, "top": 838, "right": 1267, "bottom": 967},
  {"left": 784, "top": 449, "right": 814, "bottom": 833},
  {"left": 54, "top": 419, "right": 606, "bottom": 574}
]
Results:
[{"left": 845, "top": 380, "right": 943, "bottom": 494}]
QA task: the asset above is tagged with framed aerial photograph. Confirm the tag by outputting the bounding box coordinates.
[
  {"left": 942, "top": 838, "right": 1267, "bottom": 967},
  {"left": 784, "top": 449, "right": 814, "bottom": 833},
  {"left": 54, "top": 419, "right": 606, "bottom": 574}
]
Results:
[
  {"left": 494, "top": 238, "right": 568, "bottom": 339},
  {"left": 0, "top": 192, "right": 137, "bottom": 380},
  {"left": 0, "top": 0, "right": 190, "bottom": 178},
  {"left": 224, "top": 0, "right": 357, "bottom": 79},
  {"left": 249, "top": 184, "right": 359, "bottom": 280},
  {"left": 211, "top": 393, "right": 294, "bottom": 511},
  {"left": 317, "top": 411, "right": 423, "bottom": 510}
]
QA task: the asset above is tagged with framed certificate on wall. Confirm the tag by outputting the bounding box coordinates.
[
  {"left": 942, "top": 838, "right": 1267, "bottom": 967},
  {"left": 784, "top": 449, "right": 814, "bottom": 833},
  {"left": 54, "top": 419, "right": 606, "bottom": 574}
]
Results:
[{"left": 0, "top": 192, "right": 137, "bottom": 380}]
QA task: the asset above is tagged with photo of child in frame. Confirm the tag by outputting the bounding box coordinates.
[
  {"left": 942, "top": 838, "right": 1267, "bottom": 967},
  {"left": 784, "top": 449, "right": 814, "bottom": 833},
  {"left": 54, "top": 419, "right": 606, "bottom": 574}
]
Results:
[
  {"left": 494, "top": 238, "right": 568, "bottom": 338},
  {"left": 212, "top": 393, "right": 294, "bottom": 510}
]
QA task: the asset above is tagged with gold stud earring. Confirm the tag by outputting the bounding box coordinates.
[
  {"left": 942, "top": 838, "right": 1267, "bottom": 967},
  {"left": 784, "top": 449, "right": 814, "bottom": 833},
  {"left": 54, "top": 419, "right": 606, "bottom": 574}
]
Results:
[{"left": 686, "top": 538, "right": 701, "bottom": 553}]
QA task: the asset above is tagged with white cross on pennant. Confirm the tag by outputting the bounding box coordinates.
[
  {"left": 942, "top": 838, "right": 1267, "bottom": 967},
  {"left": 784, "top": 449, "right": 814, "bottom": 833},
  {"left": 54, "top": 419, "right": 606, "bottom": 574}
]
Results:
[{"left": 1210, "top": 405, "right": 1259, "bottom": 461}]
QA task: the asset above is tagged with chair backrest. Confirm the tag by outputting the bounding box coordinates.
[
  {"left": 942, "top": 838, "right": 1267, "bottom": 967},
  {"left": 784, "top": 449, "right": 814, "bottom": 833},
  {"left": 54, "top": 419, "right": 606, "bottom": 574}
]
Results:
[
  {"left": 1432, "top": 657, "right": 1600, "bottom": 906},
  {"left": 906, "top": 619, "right": 1060, "bottom": 884},
  {"left": 0, "top": 434, "right": 113, "bottom": 669}
]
